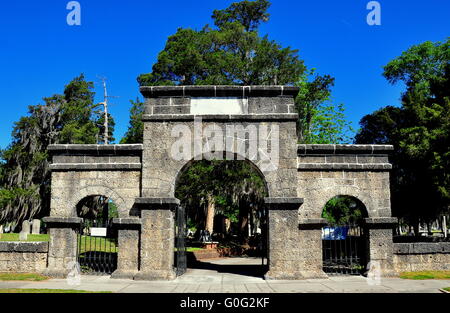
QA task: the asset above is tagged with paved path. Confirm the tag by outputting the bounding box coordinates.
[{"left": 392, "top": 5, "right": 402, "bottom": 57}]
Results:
[{"left": 1, "top": 258, "right": 449, "bottom": 293}]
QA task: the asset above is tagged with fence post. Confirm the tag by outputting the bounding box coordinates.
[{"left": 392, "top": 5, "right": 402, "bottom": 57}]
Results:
[{"left": 111, "top": 218, "right": 141, "bottom": 279}]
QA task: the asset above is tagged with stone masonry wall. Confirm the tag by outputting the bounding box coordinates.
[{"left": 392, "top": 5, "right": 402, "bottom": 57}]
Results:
[
  {"left": 0, "top": 242, "right": 48, "bottom": 273},
  {"left": 48, "top": 144, "right": 143, "bottom": 218},
  {"left": 295, "top": 144, "right": 395, "bottom": 277},
  {"left": 297, "top": 145, "right": 394, "bottom": 219},
  {"left": 141, "top": 118, "right": 298, "bottom": 199},
  {"left": 393, "top": 242, "right": 450, "bottom": 272}
]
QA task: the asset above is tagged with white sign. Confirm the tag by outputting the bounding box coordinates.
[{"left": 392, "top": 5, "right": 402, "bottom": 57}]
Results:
[
  {"left": 90, "top": 227, "right": 107, "bottom": 237},
  {"left": 190, "top": 97, "right": 247, "bottom": 115}
]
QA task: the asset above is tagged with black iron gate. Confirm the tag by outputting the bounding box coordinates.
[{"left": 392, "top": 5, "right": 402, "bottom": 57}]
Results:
[
  {"left": 322, "top": 224, "right": 366, "bottom": 275},
  {"left": 175, "top": 205, "right": 187, "bottom": 276},
  {"left": 77, "top": 218, "right": 118, "bottom": 275}
]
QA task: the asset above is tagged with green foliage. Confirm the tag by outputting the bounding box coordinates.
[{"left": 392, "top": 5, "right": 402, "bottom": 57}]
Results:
[
  {"left": 120, "top": 98, "right": 144, "bottom": 144},
  {"left": 307, "top": 102, "right": 353, "bottom": 144},
  {"left": 108, "top": 200, "right": 119, "bottom": 219},
  {"left": 137, "top": 0, "right": 305, "bottom": 86},
  {"left": 399, "top": 271, "right": 450, "bottom": 280},
  {"left": 126, "top": 1, "right": 351, "bottom": 145},
  {"left": 175, "top": 160, "right": 267, "bottom": 229},
  {"left": 59, "top": 74, "right": 100, "bottom": 144},
  {"left": 0, "top": 74, "right": 111, "bottom": 226},
  {"left": 0, "top": 233, "right": 49, "bottom": 242},
  {"left": 295, "top": 70, "right": 353, "bottom": 144},
  {"left": 322, "top": 196, "right": 367, "bottom": 226},
  {"left": 0, "top": 273, "right": 49, "bottom": 281},
  {"left": 212, "top": 0, "right": 270, "bottom": 32},
  {"left": 356, "top": 38, "right": 450, "bottom": 226},
  {"left": 96, "top": 112, "right": 116, "bottom": 144}
]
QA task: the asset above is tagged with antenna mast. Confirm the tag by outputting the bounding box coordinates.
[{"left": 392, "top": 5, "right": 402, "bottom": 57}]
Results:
[
  {"left": 98, "top": 77, "right": 111, "bottom": 145},
  {"left": 102, "top": 79, "right": 109, "bottom": 145}
]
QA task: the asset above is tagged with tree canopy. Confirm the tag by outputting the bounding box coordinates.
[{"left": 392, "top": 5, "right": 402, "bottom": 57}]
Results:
[
  {"left": 138, "top": 0, "right": 304, "bottom": 86},
  {"left": 356, "top": 38, "right": 450, "bottom": 230},
  {"left": 0, "top": 74, "right": 114, "bottom": 227}
]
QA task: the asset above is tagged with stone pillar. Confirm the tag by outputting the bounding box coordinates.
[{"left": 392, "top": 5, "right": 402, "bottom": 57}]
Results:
[
  {"left": 42, "top": 217, "right": 82, "bottom": 278},
  {"left": 297, "top": 218, "right": 329, "bottom": 278},
  {"left": 363, "top": 217, "right": 398, "bottom": 277},
  {"left": 134, "top": 198, "right": 178, "bottom": 280},
  {"left": 264, "top": 197, "right": 325, "bottom": 280},
  {"left": 111, "top": 218, "right": 141, "bottom": 279}
]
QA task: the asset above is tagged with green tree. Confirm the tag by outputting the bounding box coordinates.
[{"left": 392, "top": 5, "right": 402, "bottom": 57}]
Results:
[
  {"left": 175, "top": 160, "right": 267, "bottom": 237},
  {"left": 0, "top": 75, "right": 110, "bottom": 227},
  {"left": 138, "top": 0, "right": 305, "bottom": 86},
  {"left": 322, "top": 196, "right": 366, "bottom": 226},
  {"left": 96, "top": 112, "right": 116, "bottom": 144},
  {"left": 356, "top": 38, "right": 450, "bottom": 233},
  {"left": 128, "top": 0, "right": 349, "bottom": 144},
  {"left": 59, "top": 74, "right": 100, "bottom": 144},
  {"left": 120, "top": 98, "right": 144, "bottom": 144}
]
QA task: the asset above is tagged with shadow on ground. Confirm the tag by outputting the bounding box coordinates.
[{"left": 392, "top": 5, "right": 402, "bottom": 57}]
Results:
[{"left": 187, "top": 257, "right": 268, "bottom": 278}]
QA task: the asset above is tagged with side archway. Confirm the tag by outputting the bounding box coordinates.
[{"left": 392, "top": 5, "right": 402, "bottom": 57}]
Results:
[
  {"left": 321, "top": 195, "right": 369, "bottom": 275},
  {"left": 299, "top": 186, "right": 376, "bottom": 220},
  {"left": 67, "top": 186, "right": 127, "bottom": 218}
]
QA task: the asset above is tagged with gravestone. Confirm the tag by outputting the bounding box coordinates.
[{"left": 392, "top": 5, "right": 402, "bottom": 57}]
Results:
[
  {"left": 22, "top": 221, "right": 31, "bottom": 234},
  {"left": 32, "top": 219, "right": 41, "bottom": 235},
  {"left": 19, "top": 231, "right": 28, "bottom": 241}
]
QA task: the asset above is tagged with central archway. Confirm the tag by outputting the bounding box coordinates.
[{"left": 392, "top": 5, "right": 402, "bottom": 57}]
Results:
[{"left": 174, "top": 157, "right": 270, "bottom": 278}]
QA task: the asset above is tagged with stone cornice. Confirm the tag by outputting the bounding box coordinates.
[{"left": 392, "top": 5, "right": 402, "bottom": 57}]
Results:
[
  {"left": 43, "top": 217, "right": 83, "bottom": 227},
  {"left": 50, "top": 163, "right": 142, "bottom": 171},
  {"left": 140, "top": 85, "right": 300, "bottom": 98},
  {"left": 264, "top": 197, "right": 304, "bottom": 210},
  {"left": 297, "top": 163, "right": 392, "bottom": 171},
  {"left": 298, "top": 144, "right": 394, "bottom": 155},
  {"left": 142, "top": 113, "right": 298, "bottom": 122},
  {"left": 48, "top": 144, "right": 143, "bottom": 155},
  {"left": 135, "top": 198, "right": 180, "bottom": 210}
]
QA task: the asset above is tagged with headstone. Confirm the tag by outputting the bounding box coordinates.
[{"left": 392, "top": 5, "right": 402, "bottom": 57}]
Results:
[
  {"left": 32, "top": 219, "right": 41, "bottom": 235},
  {"left": 19, "top": 231, "right": 28, "bottom": 241},
  {"left": 22, "top": 220, "right": 31, "bottom": 235}
]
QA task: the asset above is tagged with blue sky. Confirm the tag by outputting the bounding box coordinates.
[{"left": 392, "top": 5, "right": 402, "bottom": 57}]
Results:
[{"left": 0, "top": 0, "right": 448, "bottom": 148}]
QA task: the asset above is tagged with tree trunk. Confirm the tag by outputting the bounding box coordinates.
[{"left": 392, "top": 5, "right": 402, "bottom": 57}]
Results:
[
  {"left": 443, "top": 215, "right": 447, "bottom": 238},
  {"left": 238, "top": 202, "right": 249, "bottom": 239},
  {"left": 427, "top": 221, "right": 432, "bottom": 236},
  {"left": 224, "top": 218, "right": 231, "bottom": 234},
  {"left": 205, "top": 195, "right": 215, "bottom": 235},
  {"left": 413, "top": 222, "right": 420, "bottom": 237}
]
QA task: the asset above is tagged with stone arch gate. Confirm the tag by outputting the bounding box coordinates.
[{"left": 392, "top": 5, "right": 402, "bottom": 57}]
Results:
[{"left": 43, "top": 86, "right": 397, "bottom": 280}]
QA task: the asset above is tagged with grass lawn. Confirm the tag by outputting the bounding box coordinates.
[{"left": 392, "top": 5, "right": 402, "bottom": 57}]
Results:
[
  {"left": 0, "top": 234, "right": 49, "bottom": 242},
  {"left": 0, "top": 234, "right": 118, "bottom": 254},
  {"left": 0, "top": 273, "right": 49, "bottom": 281},
  {"left": 0, "top": 289, "right": 112, "bottom": 293},
  {"left": 443, "top": 287, "right": 450, "bottom": 292},
  {"left": 78, "top": 235, "right": 117, "bottom": 254},
  {"left": 399, "top": 271, "right": 450, "bottom": 280},
  {"left": 187, "top": 247, "right": 204, "bottom": 252}
]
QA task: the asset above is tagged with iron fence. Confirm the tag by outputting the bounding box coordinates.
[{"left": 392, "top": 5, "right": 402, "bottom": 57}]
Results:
[
  {"left": 322, "top": 224, "right": 366, "bottom": 275},
  {"left": 77, "top": 219, "right": 118, "bottom": 275}
]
